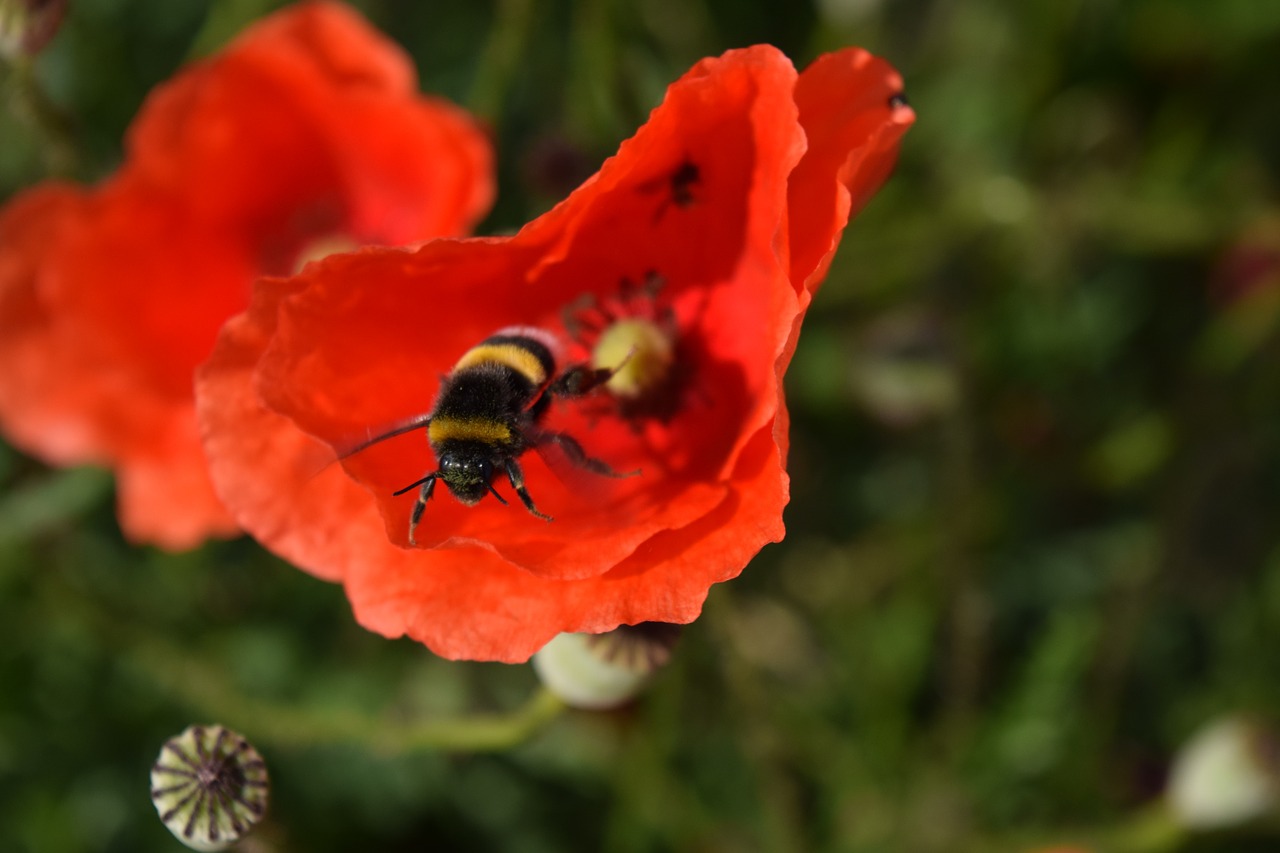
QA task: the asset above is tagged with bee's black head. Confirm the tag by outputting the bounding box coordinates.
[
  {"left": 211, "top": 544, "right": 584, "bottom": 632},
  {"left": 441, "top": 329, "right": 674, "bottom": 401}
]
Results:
[{"left": 437, "top": 444, "right": 495, "bottom": 504}]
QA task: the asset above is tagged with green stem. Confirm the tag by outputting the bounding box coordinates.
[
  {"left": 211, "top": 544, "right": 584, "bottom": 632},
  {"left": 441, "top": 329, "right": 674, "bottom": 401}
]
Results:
[
  {"left": 0, "top": 466, "right": 112, "bottom": 545},
  {"left": 3, "top": 57, "right": 78, "bottom": 176},
  {"left": 45, "top": 574, "right": 565, "bottom": 755},
  {"left": 937, "top": 358, "right": 985, "bottom": 756},
  {"left": 467, "top": 0, "right": 536, "bottom": 122},
  {"left": 1113, "top": 806, "right": 1186, "bottom": 853},
  {"left": 136, "top": 637, "right": 565, "bottom": 753},
  {"left": 703, "top": 590, "right": 808, "bottom": 853}
]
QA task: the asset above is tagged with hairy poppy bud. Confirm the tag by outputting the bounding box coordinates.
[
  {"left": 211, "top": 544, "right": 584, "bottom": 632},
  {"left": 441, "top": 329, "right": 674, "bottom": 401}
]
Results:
[
  {"left": 532, "top": 623, "right": 681, "bottom": 710},
  {"left": 0, "top": 0, "right": 65, "bottom": 59},
  {"left": 1167, "top": 716, "right": 1280, "bottom": 830},
  {"left": 150, "top": 724, "right": 269, "bottom": 851}
]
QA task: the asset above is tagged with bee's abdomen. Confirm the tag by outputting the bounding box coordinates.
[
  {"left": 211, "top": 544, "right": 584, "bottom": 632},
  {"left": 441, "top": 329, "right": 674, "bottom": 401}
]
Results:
[
  {"left": 429, "top": 333, "right": 559, "bottom": 450},
  {"left": 451, "top": 333, "right": 556, "bottom": 388}
]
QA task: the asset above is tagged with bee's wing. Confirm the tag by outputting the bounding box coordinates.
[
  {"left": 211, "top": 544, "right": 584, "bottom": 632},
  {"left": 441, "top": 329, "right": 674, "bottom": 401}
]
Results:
[{"left": 525, "top": 424, "right": 640, "bottom": 511}]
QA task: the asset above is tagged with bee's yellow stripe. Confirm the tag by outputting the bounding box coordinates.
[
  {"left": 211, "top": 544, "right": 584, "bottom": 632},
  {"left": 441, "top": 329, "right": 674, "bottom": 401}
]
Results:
[
  {"left": 428, "top": 417, "right": 512, "bottom": 445},
  {"left": 453, "top": 343, "right": 548, "bottom": 386}
]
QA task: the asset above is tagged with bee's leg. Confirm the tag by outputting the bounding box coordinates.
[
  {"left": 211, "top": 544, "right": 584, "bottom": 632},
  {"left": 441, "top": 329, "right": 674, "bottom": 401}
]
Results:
[
  {"left": 394, "top": 473, "right": 437, "bottom": 546},
  {"left": 548, "top": 362, "right": 622, "bottom": 398},
  {"left": 532, "top": 430, "right": 639, "bottom": 479},
  {"left": 504, "top": 458, "right": 553, "bottom": 521}
]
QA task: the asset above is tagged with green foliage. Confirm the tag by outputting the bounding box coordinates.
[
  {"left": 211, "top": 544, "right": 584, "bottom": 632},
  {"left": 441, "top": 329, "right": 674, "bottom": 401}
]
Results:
[{"left": 4, "top": 0, "right": 1280, "bottom": 850}]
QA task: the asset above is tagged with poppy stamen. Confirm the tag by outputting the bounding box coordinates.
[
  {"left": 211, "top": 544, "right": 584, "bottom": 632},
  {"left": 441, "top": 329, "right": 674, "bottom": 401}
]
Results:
[
  {"left": 637, "top": 157, "right": 701, "bottom": 221},
  {"left": 562, "top": 271, "right": 689, "bottom": 423},
  {"left": 593, "top": 318, "right": 675, "bottom": 400}
]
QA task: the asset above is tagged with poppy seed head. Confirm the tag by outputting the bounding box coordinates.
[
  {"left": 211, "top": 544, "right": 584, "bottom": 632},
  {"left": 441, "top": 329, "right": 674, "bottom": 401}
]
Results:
[{"left": 150, "top": 724, "right": 269, "bottom": 852}]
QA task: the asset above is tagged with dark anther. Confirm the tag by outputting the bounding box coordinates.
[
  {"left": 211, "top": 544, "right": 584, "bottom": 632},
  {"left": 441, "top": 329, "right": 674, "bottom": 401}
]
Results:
[
  {"left": 637, "top": 159, "right": 701, "bottom": 222},
  {"left": 668, "top": 159, "right": 700, "bottom": 208}
]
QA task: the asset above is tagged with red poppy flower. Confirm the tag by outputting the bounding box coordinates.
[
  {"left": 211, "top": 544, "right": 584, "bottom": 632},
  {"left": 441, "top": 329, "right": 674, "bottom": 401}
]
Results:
[
  {"left": 197, "top": 45, "right": 913, "bottom": 661},
  {"left": 0, "top": 1, "right": 493, "bottom": 549}
]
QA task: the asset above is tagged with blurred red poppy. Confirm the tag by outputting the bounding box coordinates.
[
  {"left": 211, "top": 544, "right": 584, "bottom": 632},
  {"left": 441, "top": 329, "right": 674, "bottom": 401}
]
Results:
[
  {"left": 197, "top": 45, "right": 913, "bottom": 661},
  {"left": 0, "top": 1, "right": 493, "bottom": 549}
]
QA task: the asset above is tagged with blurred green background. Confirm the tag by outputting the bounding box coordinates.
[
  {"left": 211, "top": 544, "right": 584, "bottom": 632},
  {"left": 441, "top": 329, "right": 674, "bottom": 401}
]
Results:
[{"left": 4, "top": 0, "right": 1280, "bottom": 851}]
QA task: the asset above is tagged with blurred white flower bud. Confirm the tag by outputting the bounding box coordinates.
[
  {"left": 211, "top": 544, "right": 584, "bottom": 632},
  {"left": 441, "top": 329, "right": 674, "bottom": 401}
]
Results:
[
  {"left": 150, "top": 724, "right": 269, "bottom": 851},
  {"left": 1166, "top": 716, "right": 1279, "bottom": 830},
  {"left": 532, "top": 623, "right": 681, "bottom": 710},
  {"left": 0, "top": 0, "right": 65, "bottom": 59}
]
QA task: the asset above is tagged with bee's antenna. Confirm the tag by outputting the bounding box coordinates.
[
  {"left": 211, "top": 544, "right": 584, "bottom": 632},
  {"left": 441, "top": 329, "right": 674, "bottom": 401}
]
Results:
[{"left": 335, "top": 414, "right": 433, "bottom": 461}]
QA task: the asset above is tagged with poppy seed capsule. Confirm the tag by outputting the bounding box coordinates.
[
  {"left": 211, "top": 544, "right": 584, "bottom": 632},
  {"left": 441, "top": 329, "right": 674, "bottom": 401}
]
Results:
[
  {"left": 592, "top": 318, "right": 676, "bottom": 400},
  {"left": 150, "top": 724, "right": 269, "bottom": 852},
  {"left": 532, "top": 623, "right": 681, "bottom": 710}
]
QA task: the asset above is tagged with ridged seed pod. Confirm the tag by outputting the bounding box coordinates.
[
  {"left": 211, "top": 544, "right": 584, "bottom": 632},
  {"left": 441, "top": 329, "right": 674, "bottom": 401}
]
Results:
[{"left": 150, "top": 724, "right": 269, "bottom": 851}]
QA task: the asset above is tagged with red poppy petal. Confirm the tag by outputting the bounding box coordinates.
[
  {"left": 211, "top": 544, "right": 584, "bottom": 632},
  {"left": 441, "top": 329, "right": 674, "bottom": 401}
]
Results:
[
  {"left": 125, "top": 1, "right": 413, "bottom": 221},
  {"left": 571, "top": 421, "right": 788, "bottom": 629},
  {"left": 243, "top": 46, "right": 806, "bottom": 581},
  {"left": 0, "top": 184, "right": 112, "bottom": 464},
  {"left": 0, "top": 185, "right": 181, "bottom": 464},
  {"left": 115, "top": 406, "right": 239, "bottom": 548},
  {"left": 47, "top": 181, "right": 258, "bottom": 399},
  {"left": 227, "top": 0, "right": 415, "bottom": 94},
  {"left": 126, "top": 52, "right": 350, "bottom": 242},
  {"left": 1, "top": 2, "right": 492, "bottom": 549},
  {"left": 788, "top": 48, "right": 915, "bottom": 300},
  {"left": 198, "top": 42, "right": 907, "bottom": 659},
  {"left": 341, "top": 426, "right": 786, "bottom": 662},
  {"left": 333, "top": 96, "right": 495, "bottom": 243},
  {"left": 517, "top": 45, "right": 808, "bottom": 485},
  {"left": 123, "top": 1, "right": 492, "bottom": 256},
  {"left": 524, "top": 45, "right": 804, "bottom": 316},
  {"left": 243, "top": 243, "right": 710, "bottom": 581},
  {"left": 198, "top": 275, "right": 368, "bottom": 582},
  {"left": 0, "top": 186, "right": 239, "bottom": 548}
]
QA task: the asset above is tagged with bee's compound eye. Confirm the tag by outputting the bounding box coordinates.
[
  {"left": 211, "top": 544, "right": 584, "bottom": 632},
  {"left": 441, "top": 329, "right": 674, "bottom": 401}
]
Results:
[{"left": 441, "top": 455, "right": 491, "bottom": 485}]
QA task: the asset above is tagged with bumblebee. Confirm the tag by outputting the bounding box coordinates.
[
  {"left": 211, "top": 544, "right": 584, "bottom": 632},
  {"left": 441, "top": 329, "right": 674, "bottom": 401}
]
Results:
[{"left": 342, "top": 327, "right": 628, "bottom": 545}]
